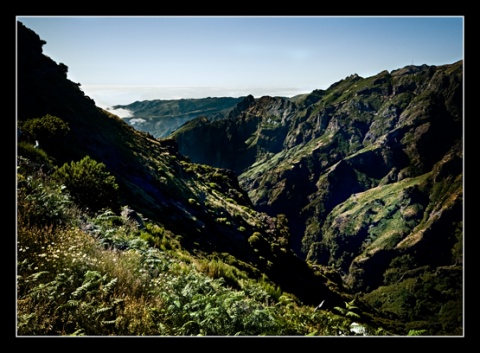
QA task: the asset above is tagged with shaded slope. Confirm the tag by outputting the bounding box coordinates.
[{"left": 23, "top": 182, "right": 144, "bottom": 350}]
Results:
[{"left": 16, "top": 20, "right": 354, "bottom": 312}]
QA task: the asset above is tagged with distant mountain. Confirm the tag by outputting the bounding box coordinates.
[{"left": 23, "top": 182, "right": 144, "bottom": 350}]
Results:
[
  {"left": 112, "top": 97, "right": 245, "bottom": 138},
  {"left": 171, "top": 61, "right": 463, "bottom": 333}
]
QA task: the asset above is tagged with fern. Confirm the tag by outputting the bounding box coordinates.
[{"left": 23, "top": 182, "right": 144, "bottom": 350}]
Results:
[
  {"left": 27, "top": 271, "right": 50, "bottom": 282},
  {"left": 346, "top": 311, "right": 361, "bottom": 319},
  {"left": 96, "top": 306, "right": 113, "bottom": 315},
  {"left": 70, "top": 329, "right": 85, "bottom": 336},
  {"left": 407, "top": 329, "right": 427, "bottom": 336},
  {"left": 66, "top": 299, "right": 80, "bottom": 308},
  {"left": 102, "top": 277, "right": 118, "bottom": 295}
]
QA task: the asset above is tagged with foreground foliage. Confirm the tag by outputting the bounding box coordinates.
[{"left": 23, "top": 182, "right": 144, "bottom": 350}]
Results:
[{"left": 17, "top": 152, "right": 389, "bottom": 336}]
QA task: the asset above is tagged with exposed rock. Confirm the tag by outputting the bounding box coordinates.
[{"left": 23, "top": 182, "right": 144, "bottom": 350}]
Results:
[{"left": 121, "top": 207, "right": 146, "bottom": 229}]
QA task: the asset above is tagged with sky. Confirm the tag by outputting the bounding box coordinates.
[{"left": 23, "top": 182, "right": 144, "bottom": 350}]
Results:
[{"left": 17, "top": 16, "right": 464, "bottom": 117}]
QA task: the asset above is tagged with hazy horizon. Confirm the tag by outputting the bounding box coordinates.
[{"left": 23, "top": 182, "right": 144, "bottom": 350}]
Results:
[{"left": 17, "top": 16, "right": 464, "bottom": 116}]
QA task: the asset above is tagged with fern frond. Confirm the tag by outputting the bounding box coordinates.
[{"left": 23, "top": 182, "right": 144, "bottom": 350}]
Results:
[
  {"left": 67, "top": 299, "right": 80, "bottom": 307},
  {"left": 345, "top": 299, "right": 358, "bottom": 310},
  {"left": 70, "top": 329, "right": 85, "bottom": 336},
  {"left": 102, "top": 277, "right": 118, "bottom": 294},
  {"left": 71, "top": 284, "right": 89, "bottom": 299},
  {"left": 27, "top": 271, "right": 50, "bottom": 281},
  {"left": 346, "top": 311, "right": 360, "bottom": 319},
  {"left": 95, "top": 306, "right": 113, "bottom": 314},
  {"left": 112, "top": 298, "right": 124, "bottom": 306},
  {"left": 407, "top": 329, "right": 427, "bottom": 336}
]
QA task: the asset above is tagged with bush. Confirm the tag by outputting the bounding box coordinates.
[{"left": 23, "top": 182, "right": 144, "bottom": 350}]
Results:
[
  {"left": 17, "top": 141, "right": 53, "bottom": 166},
  {"left": 52, "top": 156, "right": 120, "bottom": 213},
  {"left": 19, "top": 114, "right": 70, "bottom": 150},
  {"left": 248, "top": 232, "right": 269, "bottom": 253}
]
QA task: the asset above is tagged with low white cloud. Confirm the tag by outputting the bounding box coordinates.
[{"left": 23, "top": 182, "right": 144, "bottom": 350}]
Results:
[
  {"left": 106, "top": 107, "right": 133, "bottom": 118},
  {"left": 129, "top": 118, "right": 147, "bottom": 125}
]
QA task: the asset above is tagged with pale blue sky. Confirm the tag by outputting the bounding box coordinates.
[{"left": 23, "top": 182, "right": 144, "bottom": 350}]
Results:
[{"left": 17, "top": 16, "right": 464, "bottom": 110}]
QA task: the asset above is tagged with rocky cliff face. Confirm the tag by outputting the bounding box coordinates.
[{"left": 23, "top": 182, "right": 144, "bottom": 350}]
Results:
[{"left": 172, "top": 61, "right": 463, "bottom": 331}]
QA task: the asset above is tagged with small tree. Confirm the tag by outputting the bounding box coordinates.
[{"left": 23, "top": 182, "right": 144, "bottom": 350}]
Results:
[{"left": 52, "top": 156, "right": 120, "bottom": 213}]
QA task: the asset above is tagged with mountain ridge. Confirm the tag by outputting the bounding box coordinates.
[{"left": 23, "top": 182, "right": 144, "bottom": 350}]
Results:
[
  {"left": 170, "top": 59, "right": 463, "bottom": 333},
  {"left": 16, "top": 20, "right": 463, "bottom": 335},
  {"left": 111, "top": 96, "right": 245, "bottom": 138}
]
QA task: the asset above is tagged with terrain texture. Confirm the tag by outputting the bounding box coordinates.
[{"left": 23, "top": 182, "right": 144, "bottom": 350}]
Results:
[{"left": 16, "top": 20, "right": 463, "bottom": 336}]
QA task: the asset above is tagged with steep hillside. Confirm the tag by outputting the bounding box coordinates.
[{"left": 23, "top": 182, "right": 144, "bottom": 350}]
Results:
[
  {"left": 172, "top": 62, "right": 464, "bottom": 335},
  {"left": 16, "top": 20, "right": 360, "bottom": 327},
  {"left": 112, "top": 97, "right": 244, "bottom": 138}
]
